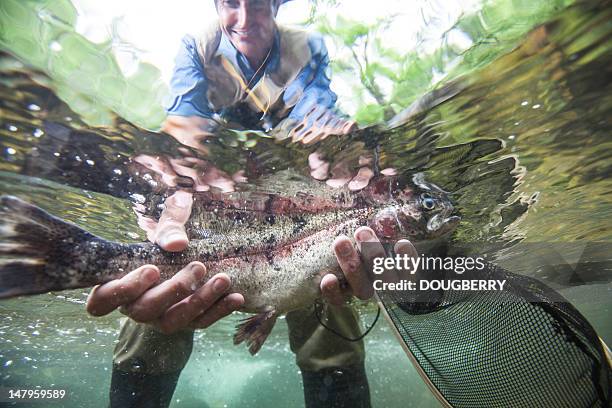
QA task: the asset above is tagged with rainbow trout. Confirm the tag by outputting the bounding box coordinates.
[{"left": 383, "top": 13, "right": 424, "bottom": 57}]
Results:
[{"left": 0, "top": 173, "right": 459, "bottom": 354}]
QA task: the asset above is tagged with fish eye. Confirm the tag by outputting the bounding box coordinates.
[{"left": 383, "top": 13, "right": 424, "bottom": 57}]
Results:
[{"left": 421, "top": 194, "right": 436, "bottom": 210}]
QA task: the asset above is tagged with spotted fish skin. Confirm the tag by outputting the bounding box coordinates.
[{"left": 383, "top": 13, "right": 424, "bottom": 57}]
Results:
[
  {"left": 0, "top": 174, "right": 459, "bottom": 354},
  {"left": 0, "top": 194, "right": 371, "bottom": 312}
]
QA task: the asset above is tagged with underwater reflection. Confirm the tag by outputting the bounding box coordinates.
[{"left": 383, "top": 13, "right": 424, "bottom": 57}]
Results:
[
  {"left": 0, "top": 49, "right": 520, "bottom": 241},
  {"left": 0, "top": 1, "right": 611, "bottom": 407}
]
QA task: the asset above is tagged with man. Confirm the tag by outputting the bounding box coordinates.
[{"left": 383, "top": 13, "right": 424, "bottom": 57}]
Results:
[{"left": 86, "top": 1, "right": 416, "bottom": 406}]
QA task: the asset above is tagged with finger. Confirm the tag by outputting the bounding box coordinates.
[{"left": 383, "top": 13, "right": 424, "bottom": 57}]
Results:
[
  {"left": 302, "top": 112, "right": 332, "bottom": 144},
  {"left": 326, "top": 161, "right": 352, "bottom": 188},
  {"left": 134, "top": 154, "right": 178, "bottom": 188},
  {"left": 159, "top": 190, "right": 193, "bottom": 225},
  {"left": 156, "top": 190, "right": 193, "bottom": 251},
  {"left": 326, "top": 177, "right": 350, "bottom": 188},
  {"left": 168, "top": 158, "right": 210, "bottom": 192},
  {"left": 122, "top": 262, "right": 205, "bottom": 322},
  {"left": 341, "top": 120, "right": 358, "bottom": 134},
  {"left": 320, "top": 273, "right": 347, "bottom": 306},
  {"left": 298, "top": 129, "right": 313, "bottom": 143},
  {"left": 381, "top": 168, "right": 397, "bottom": 176},
  {"left": 271, "top": 118, "right": 297, "bottom": 141},
  {"left": 86, "top": 265, "right": 160, "bottom": 316},
  {"left": 394, "top": 239, "right": 420, "bottom": 278},
  {"left": 348, "top": 167, "right": 374, "bottom": 191},
  {"left": 162, "top": 115, "right": 214, "bottom": 154},
  {"left": 232, "top": 170, "right": 248, "bottom": 184},
  {"left": 302, "top": 130, "right": 327, "bottom": 145},
  {"left": 190, "top": 293, "right": 245, "bottom": 329},
  {"left": 155, "top": 273, "right": 233, "bottom": 334},
  {"left": 333, "top": 236, "right": 373, "bottom": 300},
  {"left": 308, "top": 151, "right": 330, "bottom": 180},
  {"left": 134, "top": 212, "right": 159, "bottom": 243},
  {"left": 394, "top": 239, "right": 418, "bottom": 258},
  {"left": 308, "top": 151, "right": 325, "bottom": 169},
  {"left": 290, "top": 123, "right": 306, "bottom": 143},
  {"left": 354, "top": 227, "right": 386, "bottom": 262},
  {"left": 355, "top": 227, "right": 391, "bottom": 278},
  {"left": 201, "top": 167, "right": 236, "bottom": 193},
  {"left": 316, "top": 114, "right": 336, "bottom": 142},
  {"left": 310, "top": 162, "right": 329, "bottom": 180},
  {"left": 358, "top": 155, "right": 373, "bottom": 166}
]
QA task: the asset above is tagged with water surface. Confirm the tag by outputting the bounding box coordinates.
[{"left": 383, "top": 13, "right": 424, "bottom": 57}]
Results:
[{"left": 0, "top": 1, "right": 610, "bottom": 407}]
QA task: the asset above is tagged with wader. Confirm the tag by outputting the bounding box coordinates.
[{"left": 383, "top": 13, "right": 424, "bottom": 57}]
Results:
[{"left": 110, "top": 304, "right": 370, "bottom": 408}]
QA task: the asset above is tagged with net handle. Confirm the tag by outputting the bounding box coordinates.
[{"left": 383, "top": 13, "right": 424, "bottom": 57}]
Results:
[
  {"left": 374, "top": 292, "right": 454, "bottom": 408},
  {"left": 601, "top": 337, "right": 612, "bottom": 367}
]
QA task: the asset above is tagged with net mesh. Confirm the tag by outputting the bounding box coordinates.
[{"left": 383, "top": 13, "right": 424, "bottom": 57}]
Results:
[{"left": 377, "top": 265, "right": 611, "bottom": 408}]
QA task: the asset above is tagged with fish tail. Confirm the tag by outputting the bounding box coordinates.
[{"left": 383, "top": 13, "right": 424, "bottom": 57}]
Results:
[{"left": 0, "top": 195, "right": 118, "bottom": 299}]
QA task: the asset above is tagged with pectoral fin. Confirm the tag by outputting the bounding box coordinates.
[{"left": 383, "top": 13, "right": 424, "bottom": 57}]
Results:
[{"left": 234, "top": 309, "right": 278, "bottom": 355}]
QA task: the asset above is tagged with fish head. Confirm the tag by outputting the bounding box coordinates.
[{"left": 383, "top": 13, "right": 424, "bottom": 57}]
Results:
[{"left": 367, "top": 173, "right": 460, "bottom": 242}]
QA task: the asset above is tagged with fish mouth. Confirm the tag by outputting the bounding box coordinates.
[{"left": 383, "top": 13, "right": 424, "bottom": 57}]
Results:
[{"left": 426, "top": 214, "right": 461, "bottom": 235}]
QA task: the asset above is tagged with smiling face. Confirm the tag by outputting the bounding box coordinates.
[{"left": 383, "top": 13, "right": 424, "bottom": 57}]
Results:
[{"left": 215, "top": 0, "right": 280, "bottom": 68}]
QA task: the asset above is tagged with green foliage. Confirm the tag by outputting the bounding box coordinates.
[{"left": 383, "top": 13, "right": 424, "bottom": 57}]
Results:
[
  {"left": 309, "top": 0, "right": 576, "bottom": 126},
  {"left": 355, "top": 103, "right": 384, "bottom": 123},
  {"left": 0, "top": 0, "right": 578, "bottom": 130},
  {"left": 0, "top": 0, "right": 167, "bottom": 129}
]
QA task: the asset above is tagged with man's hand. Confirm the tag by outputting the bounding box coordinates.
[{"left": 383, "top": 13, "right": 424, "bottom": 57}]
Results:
[
  {"left": 86, "top": 262, "right": 244, "bottom": 334},
  {"left": 293, "top": 115, "right": 357, "bottom": 145},
  {"left": 308, "top": 151, "right": 397, "bottom": 192},
  {"left": 87, "top": 115, "right": 252, "bottom": 333},
  {"left": 323, "top": 226, "right": 418, "bottom": 305}
]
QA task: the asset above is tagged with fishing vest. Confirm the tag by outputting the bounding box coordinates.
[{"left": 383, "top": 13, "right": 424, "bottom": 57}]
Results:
[{"left": 196, "top": 25, "right": 312, "bottom": 124}]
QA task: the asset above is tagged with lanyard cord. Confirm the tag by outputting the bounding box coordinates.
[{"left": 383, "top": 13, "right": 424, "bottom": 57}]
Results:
[
  {"left": 315, "top": 302, "right": 381, "bottom": 342},
  {"left": 244, "top": 46, "right": 273, "bottom": 90}
]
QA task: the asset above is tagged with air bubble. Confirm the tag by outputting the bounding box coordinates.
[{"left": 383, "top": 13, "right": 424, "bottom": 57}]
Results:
[{"left": 130, "top": 193, "right": 146, "bottom": 204}]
